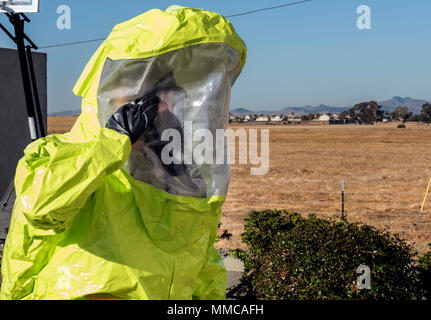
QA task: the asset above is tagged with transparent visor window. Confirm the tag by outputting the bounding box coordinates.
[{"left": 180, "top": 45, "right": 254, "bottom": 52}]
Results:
[{"left": 97, "top": 43, "right": 242, "bottom": 198}]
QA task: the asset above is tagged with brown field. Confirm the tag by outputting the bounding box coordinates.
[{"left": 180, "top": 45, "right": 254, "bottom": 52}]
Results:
[
  {"left": 47, "top": 116, "right": 78, "bottom": 135},
  {"left": 48, "top": 117, "right": 431, "bottom": 253}
]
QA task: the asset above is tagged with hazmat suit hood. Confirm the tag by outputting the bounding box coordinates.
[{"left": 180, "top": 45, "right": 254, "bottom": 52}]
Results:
[
  {"left": 77, "top": 5, "right": 246, "bottom": 199},
  {"left": 0, "top": 5, "right": 246, "bottom": 300},
  {"left": 96, "top": 42, "right": 241, "bottom": 198}
]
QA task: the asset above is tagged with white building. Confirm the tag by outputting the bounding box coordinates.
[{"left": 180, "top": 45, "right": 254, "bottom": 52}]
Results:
[
  {"left": 289, "top": 117, "right": 302, "bottom": 122},
  {"left": 313, "top": 114, "right": 331, "bottom": 122},
  {"left": 287, "top": 114, "right": 301, "bottom": 122},
  {"left": 270, "top": 115, "right": 283, "bottom": 122},
  {"left": 255, "top": 115, "right": 269, "bottom": 122}
]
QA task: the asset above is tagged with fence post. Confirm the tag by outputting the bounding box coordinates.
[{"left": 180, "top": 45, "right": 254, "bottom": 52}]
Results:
[{"left": 341, "top": 180, "right": 345, "bottom": 220}]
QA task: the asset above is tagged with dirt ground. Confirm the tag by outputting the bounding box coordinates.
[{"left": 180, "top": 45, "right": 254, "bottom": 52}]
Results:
[
  {"left": 48, "top": 117, "right": 431, "bottom": 253},
  {"left": 47, "top": 116, "right": 78, "bottom": 135}
]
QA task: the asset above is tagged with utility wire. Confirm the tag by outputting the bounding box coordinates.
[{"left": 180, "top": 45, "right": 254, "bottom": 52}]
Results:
[
  {"left": 39, "top": 37, "right": 106, "bottom": 49},
  {"left": 38, "top": 0, "right": 312, "bottom": 49},
  {"left": 226, "top": 0, "right": 311, "bottom": 17}
]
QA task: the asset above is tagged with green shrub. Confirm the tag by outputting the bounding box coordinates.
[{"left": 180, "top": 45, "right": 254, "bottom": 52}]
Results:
[
  {"left": 397, "top": 123, "right": 406, "bottom": 128},
  {"left": 230, "top": 210, "right": 422, "bottom": 300},
  {"left": 216, "top": 223, "right": 232, "bottom": 242}
]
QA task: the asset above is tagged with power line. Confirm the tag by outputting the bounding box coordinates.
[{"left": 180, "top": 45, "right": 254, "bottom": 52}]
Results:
[
  {"left": 225, "top": 0, "right": 311, "bottom": 17},
  {"left": 38, "top": 1, "right": 312, "bottom": 49},
  {"left": 39, "top": 37, "right": 105, "bottom": 49}
]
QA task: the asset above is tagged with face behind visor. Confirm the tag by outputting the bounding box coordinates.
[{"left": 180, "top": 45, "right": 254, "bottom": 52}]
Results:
[{"left": 129, "top": 86, "right": 207, "bottom": 198}]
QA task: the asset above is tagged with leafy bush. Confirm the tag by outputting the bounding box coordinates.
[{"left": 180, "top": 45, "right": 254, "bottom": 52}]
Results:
[
  {"left": 230, "top": 210, "right": 423, "bottom": 300},
  {"left": 216, "top": 223, "right": 232, "bottom": 242},
  {"left": 397, "top": 123, "right": 406, "bottom": 128}
]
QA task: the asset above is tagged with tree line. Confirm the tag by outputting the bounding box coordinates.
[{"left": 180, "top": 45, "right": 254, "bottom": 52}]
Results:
[{"left": 337, "top": 102, "right": 431, "bottom": 125}]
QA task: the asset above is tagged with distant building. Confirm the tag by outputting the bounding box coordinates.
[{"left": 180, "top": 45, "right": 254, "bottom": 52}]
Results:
[
  {"left": 287, "top": 114, "right": 301, "bottom": 123},
  {"left": 289, "top": 118, "right": 302, "bottom": 123},
  {"left": 329, "top": 114, "right": 344, "bottom": 124},
  {"left": 313, "top": 114, "right": 331, "bottom": 122},
  {"left": 229, "top": 113, "right": 235, "bottom": 123},
  {"left": 270, "top": 114, "right": 283, "bottom": 122},
  {"left": 256, "top": 115, "right": 269, "bottom": 122}
]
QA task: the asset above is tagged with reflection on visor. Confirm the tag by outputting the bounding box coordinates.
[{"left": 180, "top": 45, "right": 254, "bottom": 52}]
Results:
[
  {"left": 97, "top": 43, "right": 242, "bottom": 198},
  {"left": 156, "top": 87, "right": 187, "bottom": 126}
]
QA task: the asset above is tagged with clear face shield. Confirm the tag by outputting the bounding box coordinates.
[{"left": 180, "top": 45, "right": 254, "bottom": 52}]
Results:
[{"left": 97, "top": 43, "right": 242, "bottom": 198}]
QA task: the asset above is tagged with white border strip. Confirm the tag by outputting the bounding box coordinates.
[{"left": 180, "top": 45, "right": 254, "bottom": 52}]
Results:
[{"left": 0, "top": 0, "right": 40, "bottom": 13}]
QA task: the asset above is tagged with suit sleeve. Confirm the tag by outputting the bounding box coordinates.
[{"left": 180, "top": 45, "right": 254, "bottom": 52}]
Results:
[{"left": 14, "top": 128, "right": 131, "bottom": 231}]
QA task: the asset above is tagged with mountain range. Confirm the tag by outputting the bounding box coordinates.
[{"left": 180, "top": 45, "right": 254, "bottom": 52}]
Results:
[
  {"left": 230, "top": 104, "right": 344, "bottom": 116},
  {"left": 49, "top": 110, "right": 81, "bottom": 116},
  {"left": 48, "top": 97, "right": 430, "bottom": 117},
  {"left": 378, "top": 96, "right": 429, "bottom": 114},
  {"left": 230, "top": 97, "right": 430, "bottom": 116}
]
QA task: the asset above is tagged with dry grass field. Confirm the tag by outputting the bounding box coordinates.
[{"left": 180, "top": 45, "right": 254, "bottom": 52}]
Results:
[
  {"left": 47, "top": 116, "right": 78, "bottom": 135},
  {"left": 48, "top": 117, "right": 431, "bottom": 253}
]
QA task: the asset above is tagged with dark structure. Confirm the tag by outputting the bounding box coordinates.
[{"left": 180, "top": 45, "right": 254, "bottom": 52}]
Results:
[{"left": 0, "top": 47, "right": 47, "bottom": 239}]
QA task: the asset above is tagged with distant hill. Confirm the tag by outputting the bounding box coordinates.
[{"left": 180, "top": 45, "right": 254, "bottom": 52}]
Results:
[
  {"left": 378, "top": 97, "right": 429, "bottom": 114},
  {"left": 51, "top": 96, "right": 430, "bottom": 117},
  {"left": 49, "top": 109, "right": 81, "bottom": 116},
  {"left": 230, "top": 104, "right": 345, "bottom": 116},
  {"left": 229, "top": 107, "right": 252, "bottom": 115},
  {"left": 278, "top": 104, "right": 345, "bottom": 115},
  {"left": 231, "top": 97, "right": 430, "bottom": 116}
]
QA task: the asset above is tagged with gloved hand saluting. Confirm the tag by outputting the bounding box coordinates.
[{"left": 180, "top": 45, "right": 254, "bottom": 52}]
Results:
[{"left": 106, "top": 93, "right": 160, "bottom": 144}]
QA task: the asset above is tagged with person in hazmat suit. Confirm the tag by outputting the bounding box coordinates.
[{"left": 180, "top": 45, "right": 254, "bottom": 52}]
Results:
[{"left": 0, "top": 5, "right": 246, "bottom": 300}]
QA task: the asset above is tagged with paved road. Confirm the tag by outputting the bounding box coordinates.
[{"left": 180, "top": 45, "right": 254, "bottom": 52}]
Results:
[{"left": 218, "top": 249, "right": 245, "bottom": 294}]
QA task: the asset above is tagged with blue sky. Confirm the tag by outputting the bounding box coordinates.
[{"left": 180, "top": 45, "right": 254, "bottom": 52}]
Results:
[{"left": 1, "top": 0, "right": 430, "bottom": 113}]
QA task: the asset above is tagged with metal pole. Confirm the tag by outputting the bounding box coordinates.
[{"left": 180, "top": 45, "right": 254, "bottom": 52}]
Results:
[
  {"left": 341, "top": 180, "right": 345, "bottom": 220},
  {"left": 26, "top": 45, "right": 45, "bottom": 137},
  {"left": 10, "top": 13, "right": 38, "bottom": 141}
]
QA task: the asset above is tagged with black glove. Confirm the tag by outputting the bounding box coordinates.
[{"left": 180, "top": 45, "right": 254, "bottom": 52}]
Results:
[{"left": 106, "top": 93, "right": 160, "bottom": 144}]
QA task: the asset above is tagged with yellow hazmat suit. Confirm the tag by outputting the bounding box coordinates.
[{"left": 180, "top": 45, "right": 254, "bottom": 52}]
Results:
[{"left": 0, "top": 5, "right": 246, "bottom": 299}]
